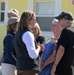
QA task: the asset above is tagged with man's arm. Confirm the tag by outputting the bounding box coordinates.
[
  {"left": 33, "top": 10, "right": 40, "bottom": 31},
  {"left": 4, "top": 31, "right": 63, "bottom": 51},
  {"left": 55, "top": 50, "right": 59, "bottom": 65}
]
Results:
[
  {"left": 53, "top": 45, "right": 65, "bottom": 66},
  {"left": 51, "top": 45, "right": 65, "bottom": 75},
  {"left": 43, "top": 50, "right": 56, "bottom": 68}
]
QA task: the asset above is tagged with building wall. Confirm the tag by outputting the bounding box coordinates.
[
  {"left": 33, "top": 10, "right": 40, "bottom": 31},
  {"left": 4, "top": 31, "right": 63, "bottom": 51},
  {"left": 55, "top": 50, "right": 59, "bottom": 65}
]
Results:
[
  {"left": 0, "top": 0, "right": 74, "bottom": 55},
  {"left": 62, "top": 0, "right": 74, "bottom": 16},
  {"left": 0, "top": 0, "right": 28, "bottom": 55},
  {"left": 8, "top": 0, "right": 28, "bottom": 16}
]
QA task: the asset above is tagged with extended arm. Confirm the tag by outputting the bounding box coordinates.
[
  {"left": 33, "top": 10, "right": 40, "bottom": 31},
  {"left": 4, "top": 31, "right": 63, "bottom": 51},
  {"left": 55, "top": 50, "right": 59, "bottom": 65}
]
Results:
[{"left": 43, "top": 50, "right": 56, "bottom": 68}]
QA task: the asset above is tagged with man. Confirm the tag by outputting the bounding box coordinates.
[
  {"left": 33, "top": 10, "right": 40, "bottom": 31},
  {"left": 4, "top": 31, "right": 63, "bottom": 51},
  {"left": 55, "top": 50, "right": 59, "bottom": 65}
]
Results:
[
  {"left": 38, "top": 19, "right": 62, "bottom": 75},
  {"left": 51, "top": 11, "right": 74, "bottom": 75}
]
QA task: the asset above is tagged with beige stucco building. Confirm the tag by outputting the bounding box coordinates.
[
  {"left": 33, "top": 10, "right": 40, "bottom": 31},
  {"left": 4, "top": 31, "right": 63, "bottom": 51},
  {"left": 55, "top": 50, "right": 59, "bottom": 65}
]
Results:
[{"left": 0, "top": 0, "right": 74, "bottom": 55}]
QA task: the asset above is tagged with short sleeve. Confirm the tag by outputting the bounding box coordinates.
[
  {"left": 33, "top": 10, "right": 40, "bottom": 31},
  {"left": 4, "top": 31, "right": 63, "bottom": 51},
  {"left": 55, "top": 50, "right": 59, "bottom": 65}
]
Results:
[
  {"left": 58, "top": 28, "right": 69, "bottom": 48},
  {"left": 54, "top": 44, "right": 57, "bottom": 50}
]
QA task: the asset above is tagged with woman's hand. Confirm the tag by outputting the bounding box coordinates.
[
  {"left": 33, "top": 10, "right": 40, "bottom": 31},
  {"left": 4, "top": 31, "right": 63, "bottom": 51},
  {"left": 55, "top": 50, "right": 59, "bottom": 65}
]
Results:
[
  {"left": 38, "top": 42, "right": 45, "bottom": 51},
  {"left": 40, "top": 60, "right": 44, "bottom": 71},
  {"left": 0, "top": 59, "right": 2, "bottom": 65},
  {"left": 51, "top": 36, "right": 57, "bottom": 44}
]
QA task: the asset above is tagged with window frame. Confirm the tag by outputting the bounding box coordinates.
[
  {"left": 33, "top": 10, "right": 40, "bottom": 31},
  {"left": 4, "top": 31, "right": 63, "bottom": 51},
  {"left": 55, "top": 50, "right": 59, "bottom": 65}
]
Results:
[
  {"left": 35, "top": 2, "right": 55, "bottom": 17},
  {"left": 0, "top": 2, "right": 5, "bottom": 22},
  {"left": 0, "top": 1, "right": 8, "bottom": 26},
  {"left": 28, "top": 0, "right": 62, "bottom": 17},
  {"left": 28, "top": 0, "right": 62, "bottom": 31}
]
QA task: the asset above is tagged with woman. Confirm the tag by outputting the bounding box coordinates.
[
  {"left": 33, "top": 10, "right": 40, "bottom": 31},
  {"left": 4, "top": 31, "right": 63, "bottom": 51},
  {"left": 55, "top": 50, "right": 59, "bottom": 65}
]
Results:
[
  {"left": 1, "top": 17, "right": 19, "bottom": 75},
  {"left": 38, "top": 19, "right": 62, "bottom": 75},
  {"left": 14, "top": 10, "right": 44, "bottom": 75},
  {"left": 31, "top": 22, "right": 45, "bottom": 44},
  {"left": 31, "top": 22, "right": 45, "bottom": 56}
]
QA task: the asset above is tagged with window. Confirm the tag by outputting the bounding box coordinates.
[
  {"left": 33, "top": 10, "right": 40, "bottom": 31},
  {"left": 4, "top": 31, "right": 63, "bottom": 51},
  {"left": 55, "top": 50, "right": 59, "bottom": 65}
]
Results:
[
  {"left": 36, "top": 2, "right": 55, "bottom": 16},
  {"left": 0, "top": 2, "right": 5, "bottom": 23},
  {"left": 35, "top": 2, "right": 55, "bottom": 31},
  {"left": 28, "top": 0, "right": 62, "bottom": 31}
]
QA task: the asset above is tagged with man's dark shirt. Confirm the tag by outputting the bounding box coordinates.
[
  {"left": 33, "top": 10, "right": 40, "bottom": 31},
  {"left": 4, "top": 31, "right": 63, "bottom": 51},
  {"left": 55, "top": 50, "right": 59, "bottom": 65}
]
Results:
[{"left": 56, "top": 27, "right": 74, "bottom": 75}]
